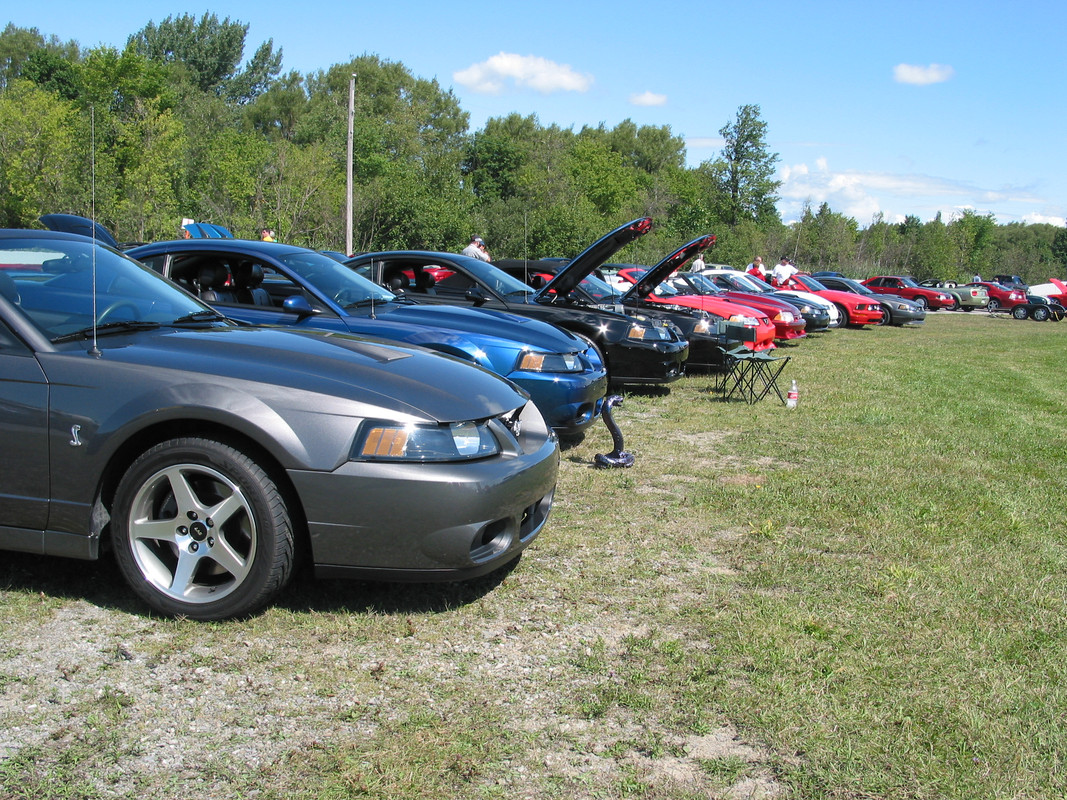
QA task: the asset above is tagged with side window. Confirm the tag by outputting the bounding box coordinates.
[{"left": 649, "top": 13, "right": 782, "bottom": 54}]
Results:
[
  {"left": 435, "top": 271, "right": 475, "bottom": 292},
  {"left": 255, "top": 265, "right": 302, "bottom": 307},
  {"left": 0, "top": 316, "right": 28, "bottom": 354}
]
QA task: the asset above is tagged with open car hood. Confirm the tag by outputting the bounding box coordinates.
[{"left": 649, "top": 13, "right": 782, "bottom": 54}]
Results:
[
  {"left": 535, "top": 217, "right": 654, "bottom": 300},
  {"left": 39, "top": 213, "right": 120, "bottom": 249},
  {"left": 619, "top": 235, "right": 717, "bottom": 303}
]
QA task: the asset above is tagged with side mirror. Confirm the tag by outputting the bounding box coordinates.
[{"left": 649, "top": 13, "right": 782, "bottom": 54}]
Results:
[
  {"left": 282, "top": 295, "right": 318, "bottom": 318},
  {"left": 465, "top": 286, "right": 487, "bottom": 307}
]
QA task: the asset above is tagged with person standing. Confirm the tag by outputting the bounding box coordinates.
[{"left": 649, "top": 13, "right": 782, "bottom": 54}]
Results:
[
  {"left": 746, "top": 256, "right": 767, "bottom": 279},
  {"left": 691, "top": 251, "right": 706, "bottom": 271},
  {"left": 771, "top": 257, "right": 797, "bottom": 285},
  {"left": 461, "top": 235, "right": 491, "bottom": 262}
]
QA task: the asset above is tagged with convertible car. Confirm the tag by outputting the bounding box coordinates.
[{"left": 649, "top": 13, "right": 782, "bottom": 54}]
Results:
[
  {"left": 125, "top": 239, "right": 608, "bottom": 437},
  {"left": 345, "top": 219, "right": 692, "bottom": 385},
  {"left": 917, "top": 279, "right": 989, "bottom": 311},
  {"left": 0, "top": 230, "right": 558, "bottom": 619}
]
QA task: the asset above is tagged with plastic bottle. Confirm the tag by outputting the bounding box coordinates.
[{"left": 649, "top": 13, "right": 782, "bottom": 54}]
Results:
[{"left": 786, "top": 379, "right": 798, "bottom": 409}]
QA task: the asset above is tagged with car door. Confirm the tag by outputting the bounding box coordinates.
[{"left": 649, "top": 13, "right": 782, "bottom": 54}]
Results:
[{"left": 0, "top": 316, "right": 50, "bottom": 537}]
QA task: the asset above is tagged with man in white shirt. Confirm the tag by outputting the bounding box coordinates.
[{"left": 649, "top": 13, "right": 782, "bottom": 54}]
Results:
[
  {"left": 771, "top": 257, "right": 797, "bottom": 285},
  {"left": 461, "top": 235, "right": 491, "bottom": 262}
]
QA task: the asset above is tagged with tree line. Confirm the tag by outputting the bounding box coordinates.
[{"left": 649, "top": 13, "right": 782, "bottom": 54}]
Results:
[{"left": 2, "top": 15, "right": 1065, "bottom": 283}]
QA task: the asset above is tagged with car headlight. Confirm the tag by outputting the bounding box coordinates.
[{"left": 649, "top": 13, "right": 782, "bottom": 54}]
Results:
[
  {"left": 627, "top": 322, "right": 671, "bottom": 341},
  {"left": 517, "top": 351, "right": 583, "bottom": 373},
  {"left": 728, "top": 313, "right": 759, "bottom": 326},
  {"left": 353, "top": 420, "right": 501, "bottom": 462},
  {"left": 773, "top": 311, "right": 796, "bottom": 323}
]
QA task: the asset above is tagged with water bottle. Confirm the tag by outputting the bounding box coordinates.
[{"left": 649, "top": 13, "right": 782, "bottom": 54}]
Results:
[{"left": 786, "top": 379, "right": 798, "bottom": 409}]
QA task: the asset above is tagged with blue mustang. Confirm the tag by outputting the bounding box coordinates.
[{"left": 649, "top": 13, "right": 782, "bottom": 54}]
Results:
[{"left": 126, "top": 239, "right": 607, "bottom": 436}]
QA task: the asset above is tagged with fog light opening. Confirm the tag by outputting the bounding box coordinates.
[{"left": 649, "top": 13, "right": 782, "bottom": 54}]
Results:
[{"left": 470, "top": 519, "right": 511, "bottom": 562}]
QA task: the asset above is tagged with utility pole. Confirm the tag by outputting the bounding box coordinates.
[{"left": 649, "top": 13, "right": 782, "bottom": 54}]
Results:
[{"left": 346, "top": 73, "right": 356, "bottom": 256}]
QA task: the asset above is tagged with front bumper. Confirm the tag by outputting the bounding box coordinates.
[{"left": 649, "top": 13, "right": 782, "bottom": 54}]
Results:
[
  {"left": 510, "top": 368, "right": 608, "bottom": 435},
  {"left": 291, "top": 403, "right": 560, "bottom": 581}
]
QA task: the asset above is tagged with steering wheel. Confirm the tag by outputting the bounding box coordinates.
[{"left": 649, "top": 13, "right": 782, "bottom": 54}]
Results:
[
  {"left": 333, "top": 288, "right": 365, "bottom": 305},
  {"left": 97, "top": 301, "right": 141, "bottom": 324}
]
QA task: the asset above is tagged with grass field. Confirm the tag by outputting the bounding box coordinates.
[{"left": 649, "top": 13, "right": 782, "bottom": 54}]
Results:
[{"left": 2, "top": 311, "right": 1066, "bottom": 799}]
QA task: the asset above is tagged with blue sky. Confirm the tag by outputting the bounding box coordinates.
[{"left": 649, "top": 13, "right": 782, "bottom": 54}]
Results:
[{"left": 11, "top": 0, "right": 1066, "bottom": 227}]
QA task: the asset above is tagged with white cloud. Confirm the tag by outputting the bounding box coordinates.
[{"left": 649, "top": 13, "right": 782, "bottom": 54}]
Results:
[
  {"left": 453, "top": 52, "right": 593, "bottom": 95},
  {"left": 629, "top": 91, "right": 667, "bottom": 107},
  {"left": 1022, "top": 213, "right": 1067, "bottom": 227},
  {"left": 893, "top": 63, "right": 955, "bottom": 85}
]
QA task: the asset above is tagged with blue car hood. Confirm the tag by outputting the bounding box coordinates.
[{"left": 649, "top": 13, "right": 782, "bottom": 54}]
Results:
[{"left": 378, "top": 303, "right": 586, "bottom": 353}]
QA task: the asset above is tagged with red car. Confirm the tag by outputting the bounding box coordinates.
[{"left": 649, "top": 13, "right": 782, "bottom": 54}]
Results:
[
  {"left": 776, "top": 274, "right": 884, "bottom": 326},
  {"left": 862, "top": 276, "right": 956, "bottom": 310},
  {"left": 965, "top": 281, "right": 1027, "bottom": 312},
  {"left": 616, "top": 267, "right": 806, "bottom": 341}
]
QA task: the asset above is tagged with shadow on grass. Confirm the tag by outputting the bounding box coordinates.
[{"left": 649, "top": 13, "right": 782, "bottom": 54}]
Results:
[{"left": 0, "top": 547, "right": 519, "bottom": 620}]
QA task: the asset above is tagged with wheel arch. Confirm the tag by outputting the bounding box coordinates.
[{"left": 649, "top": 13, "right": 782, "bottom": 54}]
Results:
[{"left": 94, "top": 420, "right": 310, "bottom": 563}]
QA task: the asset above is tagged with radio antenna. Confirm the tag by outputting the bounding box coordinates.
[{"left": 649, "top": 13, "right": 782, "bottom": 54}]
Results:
[{"left": 88, "top": 106, "right": 101, "bottom": 357}]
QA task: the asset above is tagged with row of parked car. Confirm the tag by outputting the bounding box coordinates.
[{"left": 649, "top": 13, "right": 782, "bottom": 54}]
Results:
[{"left": 2, "top": 215, "right": 1057, "bottom": 620}]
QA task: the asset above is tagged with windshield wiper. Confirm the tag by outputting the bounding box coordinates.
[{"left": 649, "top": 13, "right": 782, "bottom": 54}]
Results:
[
  {"left": 52, "top": 320, "right": 161, "bottom": 344},
  {"left": 171, "top": 309, "right": 228, "bottom": 325},
  {"left": 344, "top": 297, "right": 392, "bottom": 309}
]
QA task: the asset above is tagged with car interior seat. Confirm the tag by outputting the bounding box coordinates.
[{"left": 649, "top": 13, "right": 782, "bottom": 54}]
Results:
[
  {"left": 385, "top": 268, "right": 409, "bottom": 293},
  {"left": 414, "top": 271, "right": 437, "bottom": 294},
  {"left": 197, "top": 263, "right": 237, "bottom": 303},
  {"left": 232, "top": 261, "right": 272, "bottom": 306}
]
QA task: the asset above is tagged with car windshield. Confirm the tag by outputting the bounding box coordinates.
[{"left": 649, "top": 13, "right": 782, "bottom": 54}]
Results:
[
  {"left": 462, "top": 259, "right": 540, "bottom": 297},
  {"left": 574, "top": 273, "right": 622, "bottom": 302},
  {"left": 1, "top": 236, "right": 212, "bottom": 342},
  {"left": 897, "top": 277, "right": 921, "bottom": 288},
  {"left": 729, "top": 273, "right": 774, "bottom": 293},
  {"left": 279, "top": 251, "right": 395, "bottom": 308},
  {"left": 793, "top": 274, "right": 829, "bottom": 291},
  {"left": 679, "top": 272, "right": 726, "bottom": 295},
  {"left": 833, "top": 278, "right": 872, "bottom": 295}
]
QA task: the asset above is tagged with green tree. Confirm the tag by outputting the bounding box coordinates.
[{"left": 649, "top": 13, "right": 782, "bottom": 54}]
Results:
[
  {"left": 21, "top": 49, "right": 80, "bottom": 100},
  {"left": 1052, "top": 227, "right": 1067, "bottom": 275},
  {"left": 0, "top": 82, "right": 80, "bottom": 226},
  {"left": 128, "top": 13, "right": 281, "bottom": 103},
  {"left": 707, "top": 104, "right": 780, "bottom": 227},
  {"left": 0, "top": 24, "right": 80, "bottom": 90},
  {"left": 567, "top": 135, "right": 641, "bottom": 216},
  {"left": 949, "top": 209, "right": 997, "bottom": 278}
]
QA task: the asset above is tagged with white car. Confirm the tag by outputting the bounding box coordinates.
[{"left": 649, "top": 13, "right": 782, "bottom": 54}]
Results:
[{"left": 698, "top": 268, "right": 841, "bottom": 329}]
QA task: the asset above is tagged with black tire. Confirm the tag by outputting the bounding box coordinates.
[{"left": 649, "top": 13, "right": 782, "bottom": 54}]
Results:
[
  {"left": 1030, "top": 306, "right": 1050, "bottom": 322},
  {"left": 112, "top": 437, "right": 295, "bottom": 620},
  {"left": 1011, "top": 305, "right": 1029, "bottom": 320},
  {"left": 988, "top": 298, "right": 1001, "bottom": 312},
  {"left": 961, "top": 306, "right": 974, "bottom": 312},
  {"left": 945, "top": 297, "right": 960, "bottom": 311},
  {"left": 875, "top": 305, "right": 891, "bottom": 326},
  {"left": 832, "top": 304, "right": 849, "bottom": 328},
  {"left": 913, "top": 295, "right": 929, "bottom": 310}
]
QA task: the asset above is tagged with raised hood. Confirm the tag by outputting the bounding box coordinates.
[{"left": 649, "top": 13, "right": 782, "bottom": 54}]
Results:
[
  {"left": 619, "top": 235, "right": 717, "bottom": 304},
  {"left": 536, "top": 217, "right": 654, "bottom": 300}
]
